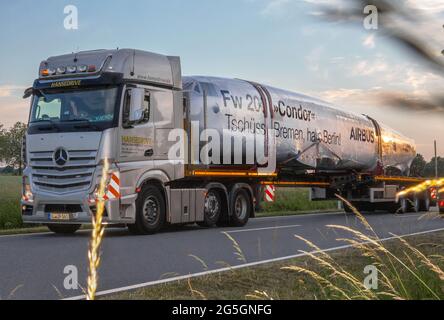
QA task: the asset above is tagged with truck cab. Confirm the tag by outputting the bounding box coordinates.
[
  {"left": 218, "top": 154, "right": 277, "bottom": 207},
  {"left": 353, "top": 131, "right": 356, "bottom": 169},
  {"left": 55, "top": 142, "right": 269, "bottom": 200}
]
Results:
[{"left": 21, "top": 49, "right": 203, "bottom": 234}]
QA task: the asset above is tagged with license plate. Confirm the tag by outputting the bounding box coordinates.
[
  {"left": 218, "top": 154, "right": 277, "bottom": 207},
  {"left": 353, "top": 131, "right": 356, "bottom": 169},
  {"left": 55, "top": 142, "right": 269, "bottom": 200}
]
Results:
[{"left": 49, "top": 213, "right": 71, "bottom": 221}]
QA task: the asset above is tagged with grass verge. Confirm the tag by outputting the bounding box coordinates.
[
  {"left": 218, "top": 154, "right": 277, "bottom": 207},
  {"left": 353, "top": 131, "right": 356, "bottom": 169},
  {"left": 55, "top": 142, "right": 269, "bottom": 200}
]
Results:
[
  {"left": 106, "top": 230, "right": 444, "bottom": 300},
  {"left": 260, "top": 188, "right": 337, "bottom": 214},
  {"left": 0, "top": 175, "right": 22, "bottom": 229}
]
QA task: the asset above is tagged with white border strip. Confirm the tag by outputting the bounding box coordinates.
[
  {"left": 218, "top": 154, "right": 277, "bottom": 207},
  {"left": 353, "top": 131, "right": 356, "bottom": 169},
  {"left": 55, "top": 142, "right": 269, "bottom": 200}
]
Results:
[
  {"left": 64, "top": 226, "right": 444, "bottom": 300},
  {"left": 224, "top": 224, "right": 301, "bottom": 234},
  {"left": 254, "top": 211, "right": 343, "bottom": 220}
]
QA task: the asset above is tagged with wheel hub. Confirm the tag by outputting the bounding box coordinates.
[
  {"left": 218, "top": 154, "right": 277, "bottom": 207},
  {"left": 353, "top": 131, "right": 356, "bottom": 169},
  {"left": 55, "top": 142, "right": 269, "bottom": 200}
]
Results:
[
  {"left": 234, "top": 194, "right": 247, "bottom": 220},
  {"left": 204, "top": 192, "right": 220, "bottom": 219},
  {"left": 143, "top": 196, "right": 159, "bottom": 224}
]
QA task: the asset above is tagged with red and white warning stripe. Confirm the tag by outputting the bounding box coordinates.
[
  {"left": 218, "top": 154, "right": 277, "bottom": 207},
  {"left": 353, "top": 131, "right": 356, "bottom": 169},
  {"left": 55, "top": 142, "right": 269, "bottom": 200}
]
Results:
[
  {"left": 430, "top": 187, "right": 437, "bottom": 200},
  {"left": 97, "top": 172, "right": 121, "bottom": 201},
  {"left": 264, "top": 185, "right": 275, "bottom": 202}
]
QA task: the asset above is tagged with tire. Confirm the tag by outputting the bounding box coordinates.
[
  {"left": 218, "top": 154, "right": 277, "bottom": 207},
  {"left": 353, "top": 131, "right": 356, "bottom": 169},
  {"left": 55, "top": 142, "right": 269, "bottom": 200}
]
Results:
[
  {"left": 47, "top": 224, "right": 81, "bottom": 234},
  {"left": 128, "top": 185, "right": 166, "bottom": 235},
  {"left": 198, "top": 190, "right": 222, "bottom": 227},
  {"left": 399, "top": 197, "right": 413, "bottom": 214},
  {"left": 229, "top": 189, "right": 251, "bottom": 227},
  {"left": 419, "top": 196, "right": 431, "bottom": 212},
  {"left": 412, "top": 194, "right": 421, "bottom": 213},
  {"left": 440, "top": 207, "right": 444, "bottom": 214}
]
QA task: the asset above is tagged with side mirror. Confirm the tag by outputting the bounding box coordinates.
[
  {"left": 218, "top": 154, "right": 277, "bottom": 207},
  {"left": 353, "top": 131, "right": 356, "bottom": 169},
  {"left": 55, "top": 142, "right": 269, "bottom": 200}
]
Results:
[
  {"left": 23, "top": 87, "right": 33, "bottom": 99},
  {"left": 129, "top": 88, "right": 145, "bottom": 122}
]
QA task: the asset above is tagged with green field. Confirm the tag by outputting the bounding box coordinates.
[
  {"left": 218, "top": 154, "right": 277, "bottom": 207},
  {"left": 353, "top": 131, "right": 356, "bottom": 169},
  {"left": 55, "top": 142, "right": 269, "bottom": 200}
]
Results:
[
  {"left": 0, "top": 175, "right": 22, "bottom": 229},
  {"left": 259, "top": 188, "right": 337, "bottom": 216},
  {"left": 0, "top": 175, "right": 337, "bottom": 231}
]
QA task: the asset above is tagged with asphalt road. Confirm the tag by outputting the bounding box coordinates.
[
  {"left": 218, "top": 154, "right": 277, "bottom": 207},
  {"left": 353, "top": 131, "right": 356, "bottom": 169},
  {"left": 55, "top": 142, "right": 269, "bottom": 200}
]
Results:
[{"left": 1, "top": 209, "right": 444, "bottom": 300}]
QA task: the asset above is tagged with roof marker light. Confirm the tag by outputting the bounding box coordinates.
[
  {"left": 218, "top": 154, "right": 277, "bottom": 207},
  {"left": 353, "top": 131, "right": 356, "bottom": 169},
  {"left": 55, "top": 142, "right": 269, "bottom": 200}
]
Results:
[
  {"left": 78, "top": 65, "right": 88, "bottom": 72},
  {"left": 56, "top": 67, "right": 66, "bottom": 74},
  {"left": 67, "top": 66, "right": 77, "bottom": 73},
  {"left": 88, "top": 65, "right": 96, "bottom": 72}
]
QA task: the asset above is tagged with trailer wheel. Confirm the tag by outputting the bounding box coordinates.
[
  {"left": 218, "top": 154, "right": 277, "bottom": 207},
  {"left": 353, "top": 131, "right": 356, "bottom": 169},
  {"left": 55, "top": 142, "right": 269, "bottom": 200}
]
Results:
[
  {"left": 399, "top": 197, "right": 413, "bottom": 214},
  {"left": 198, "top": 190, "right": 222, "bottom": 227},
  {"left": 412, "top": 195, "right": 421, "bottom": 213},
  {"left": 47, "top": 224, "right": 81, "bottom": 234},
  {"left": 229, "top": 189, "right": 251, "bottom": 227},
  {"left": 128, "top": 185, "right": 166, "bottom": 235},
  {"left": 419, "top": 194, "right": 431, "bottom": 212}
]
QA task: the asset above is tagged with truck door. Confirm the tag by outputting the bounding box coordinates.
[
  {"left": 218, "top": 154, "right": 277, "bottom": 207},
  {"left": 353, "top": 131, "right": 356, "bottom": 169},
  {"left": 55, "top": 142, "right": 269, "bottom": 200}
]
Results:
[{"left": 119, "top": 86, "right": 155, "bottom": 162}]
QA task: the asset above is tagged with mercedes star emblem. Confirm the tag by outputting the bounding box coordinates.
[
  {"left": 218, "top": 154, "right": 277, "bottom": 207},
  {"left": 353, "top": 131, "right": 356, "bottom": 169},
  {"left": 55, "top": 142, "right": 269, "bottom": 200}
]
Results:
[{"left": 53, "top": 148, "right": 69, "bottom": 166}]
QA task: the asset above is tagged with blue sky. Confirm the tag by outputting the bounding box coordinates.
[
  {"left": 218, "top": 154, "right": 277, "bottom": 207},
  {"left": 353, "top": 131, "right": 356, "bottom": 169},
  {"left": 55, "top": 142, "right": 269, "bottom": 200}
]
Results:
[{"left": 0, "top": 0, "right": 443, "bottom": 159}]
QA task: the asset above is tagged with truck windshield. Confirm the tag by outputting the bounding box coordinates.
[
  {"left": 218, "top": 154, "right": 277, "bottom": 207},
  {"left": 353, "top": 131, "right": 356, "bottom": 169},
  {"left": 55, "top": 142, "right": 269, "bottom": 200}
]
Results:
[{"left": 29, "top": 87, "right": 119, "bottom": 131}]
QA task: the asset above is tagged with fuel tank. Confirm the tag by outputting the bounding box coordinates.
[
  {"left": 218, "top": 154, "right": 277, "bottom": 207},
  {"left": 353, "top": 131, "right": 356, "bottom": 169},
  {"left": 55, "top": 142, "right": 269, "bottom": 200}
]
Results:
[{"left": 184, "top": 76, "right": 416, "bottom": 174}]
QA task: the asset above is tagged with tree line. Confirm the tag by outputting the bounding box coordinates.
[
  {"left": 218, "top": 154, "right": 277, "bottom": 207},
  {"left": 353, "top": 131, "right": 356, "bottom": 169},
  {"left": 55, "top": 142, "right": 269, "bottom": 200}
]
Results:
[
  {"left": 0, "top": 122, "right": 27, "bottom": 175},
  {"left": 409, "top": 154, "right": 444, "bottom": 178}
]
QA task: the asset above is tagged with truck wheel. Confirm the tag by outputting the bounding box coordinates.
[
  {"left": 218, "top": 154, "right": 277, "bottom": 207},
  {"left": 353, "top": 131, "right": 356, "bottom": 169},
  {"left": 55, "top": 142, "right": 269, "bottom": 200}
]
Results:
[
  {"left": 198, "top": 190, "right": 222, "bottom": 227},
  {"left": 399, "top": 197, "right": 413, "bottom": 214},
  {"left": 412, "top": 195, "right": 421, "bottom": 213},
  {"left": 47, "top": 224, "right": 81, "bottom": 234},
  {"left": 419, "top": 195, "right": 431, "bottom": 212},
  {"left": 229, "top": 189, "right": 251, "bottom": 227},
  {"left": 128, "top": 186, "right": 166, "bottom": 235}
]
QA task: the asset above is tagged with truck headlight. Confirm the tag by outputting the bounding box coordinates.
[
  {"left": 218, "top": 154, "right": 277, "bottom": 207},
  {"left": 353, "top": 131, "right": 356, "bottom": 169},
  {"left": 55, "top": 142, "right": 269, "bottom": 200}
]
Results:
[{"left": 22, "top": 176, "right": 34, "bottom": 202}]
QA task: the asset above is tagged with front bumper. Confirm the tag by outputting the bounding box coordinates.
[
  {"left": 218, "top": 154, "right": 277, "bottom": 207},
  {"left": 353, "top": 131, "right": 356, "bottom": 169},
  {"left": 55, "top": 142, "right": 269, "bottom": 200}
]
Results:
[{"left": 21, "top": 191, "right": 137, "bottom": 224}]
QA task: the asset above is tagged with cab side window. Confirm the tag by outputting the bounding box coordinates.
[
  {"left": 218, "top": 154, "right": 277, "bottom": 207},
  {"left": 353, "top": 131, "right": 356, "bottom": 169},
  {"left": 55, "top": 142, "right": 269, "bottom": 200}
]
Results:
[
  {"left": 141, "top": 94, "right": 150, "bottom": 123},
  {"left": 122, "top": 89, "right": 150, "bottom": 128}
]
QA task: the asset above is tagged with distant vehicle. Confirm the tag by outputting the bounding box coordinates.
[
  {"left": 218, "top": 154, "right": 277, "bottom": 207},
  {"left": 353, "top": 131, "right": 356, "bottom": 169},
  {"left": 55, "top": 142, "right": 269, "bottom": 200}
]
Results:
[
  {"left": 20, "top": 49, "right": 435, "bottom": 234},
  {"left": 437, "top": 188, "right": 444, "bottom": 213}
]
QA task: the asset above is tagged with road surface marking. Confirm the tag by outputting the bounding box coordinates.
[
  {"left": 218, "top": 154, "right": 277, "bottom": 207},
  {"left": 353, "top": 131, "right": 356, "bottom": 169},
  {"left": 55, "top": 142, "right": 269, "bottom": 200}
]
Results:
[
  {"left": 224, "top": 224, "right": 301, "bottom": 234},
  {"left": 394, "top": 213, "right": 425, "bottom": 218},
  {"left": 0, "top": 231, "right": 53, "bottom": 238},
  {"left": 64, "top": 226, "right": 444, "bottom": 300},
  {"left": 254, "top": 211, "right": 343, "bottom": 220}
]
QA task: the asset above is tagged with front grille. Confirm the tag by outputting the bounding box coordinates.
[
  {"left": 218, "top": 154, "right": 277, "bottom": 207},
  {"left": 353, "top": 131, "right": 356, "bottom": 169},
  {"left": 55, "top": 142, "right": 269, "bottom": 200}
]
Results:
[
  {"left": 30, "top": 150, "right": 97, "bottom": 193},
  {"left": 45, "top": 204, "right": 82, "bottom": 213}
]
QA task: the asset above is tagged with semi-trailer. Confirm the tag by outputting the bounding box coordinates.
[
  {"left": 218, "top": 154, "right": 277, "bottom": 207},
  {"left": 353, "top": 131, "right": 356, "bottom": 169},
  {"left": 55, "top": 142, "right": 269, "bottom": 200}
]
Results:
[{"left": 20, "top": 49, "right": 434, "bottom": 234}]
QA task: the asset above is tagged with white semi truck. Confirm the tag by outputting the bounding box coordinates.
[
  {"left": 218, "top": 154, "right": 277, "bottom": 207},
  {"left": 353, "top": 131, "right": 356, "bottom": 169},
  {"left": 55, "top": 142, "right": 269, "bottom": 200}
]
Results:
[{"left": 21, "top": 49, "right": 433, "bottom": 234}]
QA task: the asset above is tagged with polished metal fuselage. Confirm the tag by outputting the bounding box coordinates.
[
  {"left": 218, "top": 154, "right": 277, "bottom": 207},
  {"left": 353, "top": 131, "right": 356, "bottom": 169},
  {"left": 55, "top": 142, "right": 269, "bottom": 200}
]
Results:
[{"left": 185, "top": 76, "right": 415, "bottom": 173}]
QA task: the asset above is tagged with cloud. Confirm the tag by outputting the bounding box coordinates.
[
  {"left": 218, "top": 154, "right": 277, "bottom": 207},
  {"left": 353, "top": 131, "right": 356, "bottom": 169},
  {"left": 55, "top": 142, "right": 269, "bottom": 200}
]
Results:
[
  {"left": 362, "top": 34, "right": 375, "bottom": 49},
  {"left": 404, "top": 69, "right": 441, "bottom": 94},
  {"left": 305, "top": 46, "right": 330, "bottom": 79},
  {"left": 316, "top": 87, "right": 379, "bottom": 106},
  {"left": 0, "top": 97, "right": 29, "bottom": 128},
  {"left": 350, "top": 58, "right": 388, "bottom": 76},
  {"left": 0, "top": 85, "right": 25, "bottom": 98},
  {"left": 405, "top": 0, "right": 444, "bottom": 14}
]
